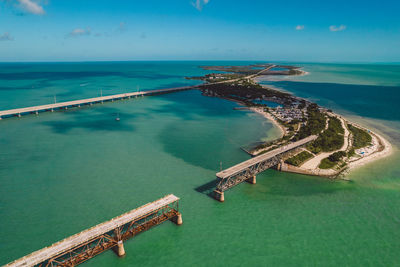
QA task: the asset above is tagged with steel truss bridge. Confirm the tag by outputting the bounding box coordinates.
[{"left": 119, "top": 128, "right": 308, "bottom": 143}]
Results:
[
  {"left": 213, "top": 135, "right": 318, "bottom": 201},
  {"left": 6, "top": 195, "right": 182, "bottom": 267}
]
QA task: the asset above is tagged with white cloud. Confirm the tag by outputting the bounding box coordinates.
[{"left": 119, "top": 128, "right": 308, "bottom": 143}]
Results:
[
  {"left": 17, "top": 0, "right": 45, "bottom": 15},
  {"left": 0, "top": 32, "right": 14, "bottom": 41},
  {"left": 296, "top": 25, "right": 305, "bottom": 31},
  {"left": 68, "top": 28, "right": 91, "bottom": 37},
  {"left": 192, "top": 0, "right": 210, "bottom": 11},
  {"left": 329, "top": 25, "right": 346, "bottom": 32}
]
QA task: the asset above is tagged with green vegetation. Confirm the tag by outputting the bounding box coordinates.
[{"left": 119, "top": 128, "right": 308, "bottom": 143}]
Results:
[
  {"left": 348, "top": 124, "right": 372, "bottom": 149},
  {"left": 319, "top": 151, "right": 347, "bottom": 169},
  {"left": 288, "top": 69, "right": 303, "bottom": 75},
  {"left": 201, "top": 80, "right": 293, "bottom": 106},
  {"left": 307, "top": 116, "right": 344, "bottom": 154},
  {"left": 347, "top": 147, "right": 355, "bottom": 157},
  {"left": 292, "top": 104, "right": 326, "bottom": 140},
  {"left": 285, "top": 151, "right": 314, "bottom": 166}
]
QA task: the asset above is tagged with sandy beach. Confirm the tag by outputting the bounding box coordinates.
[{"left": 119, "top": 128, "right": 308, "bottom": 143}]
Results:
[
  {"left": 246, "top": 86, "right": 393, "bottom": 178},
  {"left": 346, "top": 130, "right": 393, "bottom": 171},
  {"left": 249, "top": 107, "right": 286, "bottom": 137}
]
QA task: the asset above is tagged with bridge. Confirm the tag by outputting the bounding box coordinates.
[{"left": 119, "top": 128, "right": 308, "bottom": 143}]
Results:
[
  {"left": 5, "top": 194, "right": 182, "bottom": 267},
  {"left": 0, "top": 64, "right": 276, "bottom": 121},
  {"left": 213, "top": 135, "right": 318, "bottom": 202},
  {"left": 0, "top": 86, "right": 197, "bottom": 120}
]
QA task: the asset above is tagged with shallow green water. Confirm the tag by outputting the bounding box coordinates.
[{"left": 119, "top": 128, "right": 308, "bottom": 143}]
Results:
[{"left": 1, "top": 62, "right": 400, "bottom": 266}]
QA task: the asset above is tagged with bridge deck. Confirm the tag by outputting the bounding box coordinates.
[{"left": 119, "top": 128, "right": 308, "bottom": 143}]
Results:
[
  {"left": 0, "top": 86, "right": 196, "bottom": 118},
  {"left": 6, "top": 194, "right": 179, "bottom": 267},
  {"left": 216, "top": 135, "right": 318, "bottom": 179}
]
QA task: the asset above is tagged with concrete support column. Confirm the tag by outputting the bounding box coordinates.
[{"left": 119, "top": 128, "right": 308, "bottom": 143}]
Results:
[
  {"left": 18, "top": 113, "right": 21, "bottom": 117},
  {"left": 117, "top": 240, "right": 125, "bottom": 257},
  {"left": 0, "top": 116, "right": 2, "bottom": 120},
  {"left": 172, "top": 212, "right": 183, "bottom": 225},
  {"left": 65, "top": 106, "right": 68, "bottom": 110},
  {"left": 246, "top": 175, "right": 256, "bottom": 184},
  {"left": 51, "top": 109, "right": 54, "bottom": 112},
  {"left": 279, "top": 160, "right": 288, "bottom": 171},
  {"left": 214, "top": 190, "right": 224, "bottom": 202},
  {"left": 35, "top": 111, "right": 39, "bottom": 115}
]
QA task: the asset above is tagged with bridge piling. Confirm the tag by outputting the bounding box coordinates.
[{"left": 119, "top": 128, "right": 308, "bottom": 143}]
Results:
[
  {"left": 246, "top": 175, "right": 256, "bottom": 184},
  {"left": 117, "top": 241, "right": 126, "bottom": 257},
  {"left": 172, "top": 212, "right": 183, "bottom": 225},
  {"left": 213, "top": 190, "right": 224, "bottom": 202}
]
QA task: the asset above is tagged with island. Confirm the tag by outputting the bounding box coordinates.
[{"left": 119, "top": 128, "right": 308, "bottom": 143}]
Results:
[{"left": 188, "top": 64, "right": 392, "bottom": 179}]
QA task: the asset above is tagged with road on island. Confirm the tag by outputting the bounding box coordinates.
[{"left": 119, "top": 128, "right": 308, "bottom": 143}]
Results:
[{"left": 300, "top": 116, "right": 350, "bottom": 170}]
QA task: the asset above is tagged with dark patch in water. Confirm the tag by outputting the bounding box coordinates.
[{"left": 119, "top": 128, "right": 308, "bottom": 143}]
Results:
[
  {"left": 256, "top": 170, "right": 355, "bottom": 197},
  {"left": 270, "top": 81, "right": 400, "bottom": 121},
  {"left": 42, "top": 107, "right": 137, "bottom": 134}
]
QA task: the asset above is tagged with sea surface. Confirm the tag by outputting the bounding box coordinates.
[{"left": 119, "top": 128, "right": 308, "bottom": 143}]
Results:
[{"left": 0, "top": 61, "right": 399, "bottom": 266}]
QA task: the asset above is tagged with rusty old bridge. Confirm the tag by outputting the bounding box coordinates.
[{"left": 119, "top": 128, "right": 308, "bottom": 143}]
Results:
[
  {"left": 213, "top": 135, "right": 318, "bottom": 201},
  {"left": 5, "top": 195, "right": 182, "bottom": 267}
]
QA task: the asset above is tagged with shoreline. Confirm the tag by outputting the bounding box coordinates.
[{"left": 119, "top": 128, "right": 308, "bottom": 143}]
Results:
[
  {"left": 249, "top": 107, "right": 286, "bottom": 137},
  {"left": 345, "top": 122, "right": 393, "bottom": 172},
  {"left": 244, "top": 69, "right": 392, "bottom": 178}
]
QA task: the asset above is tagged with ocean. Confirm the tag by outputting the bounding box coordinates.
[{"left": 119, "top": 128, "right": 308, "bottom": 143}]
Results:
[{"left": 0, "top": 61, "right": 399, "bottom": 266}]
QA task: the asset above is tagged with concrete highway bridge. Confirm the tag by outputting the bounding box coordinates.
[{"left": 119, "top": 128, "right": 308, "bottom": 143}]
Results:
[
  {"left": 0, "top": 86, "right": 197, "bottom": 120},
  {"left": 0, "top": 64, "right": 276, "bottom": 120}
]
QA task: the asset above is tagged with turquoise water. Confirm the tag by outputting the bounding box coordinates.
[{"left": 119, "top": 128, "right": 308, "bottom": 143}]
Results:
[{"left": 1, "top": 62, "right": 400, "bottom": 266}]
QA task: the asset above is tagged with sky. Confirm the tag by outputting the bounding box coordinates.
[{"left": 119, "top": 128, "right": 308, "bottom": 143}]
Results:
[{"left": 0, "top": 0, "right": 400, "bottom": 62}]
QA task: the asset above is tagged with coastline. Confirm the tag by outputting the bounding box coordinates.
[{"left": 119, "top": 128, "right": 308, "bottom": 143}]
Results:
[
  {"left": 247, "top": 103, "right": 393, "bottom": 178},
  {"left": 249, "top": 107, "right": 286, "bottom": 137},
  {"left": 246, "top": 70, "right": 392, "bottom": 178},
  {"left": 345, "top": 123, "right": 393, "bottom": 172}
]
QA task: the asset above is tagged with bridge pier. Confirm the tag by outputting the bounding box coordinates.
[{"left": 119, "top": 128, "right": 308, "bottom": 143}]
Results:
[
  {"left": 278, "top": 160, "right": 288, "bottom": 171},
  {"left": 18, "top": 113, "right": 21, "bottom": 118},
  {"left": 117, "top": 241, "right": 125, "bottom": 257},
  {"left": 246, "top": 175, "right": 256, "bottom": 184},
  {"left": 171, "top": 212, "right": 183, "bottom": 225},
  {"left": 213, "top": 190, "right": 224, "bottom": 202}
]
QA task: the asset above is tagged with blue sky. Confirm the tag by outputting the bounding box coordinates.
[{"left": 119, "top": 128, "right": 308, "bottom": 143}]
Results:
[{"left": 0, "top": 0, "right": 399, "bottom": 62}]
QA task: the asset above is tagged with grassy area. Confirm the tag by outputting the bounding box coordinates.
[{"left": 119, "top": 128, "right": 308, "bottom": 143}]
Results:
[
  {"left": 348, "top": 124, "right": 372, "bottom": 149},
  {"left": 319, "top": 151, "right": 346, "bottom": 169},
  {"left": 285, "top": 151, "right": 314, "bottom": 166},
  {"left": 307, "top": 116, "right": 344, "bottom": 154},
  {"left": 292, "top": 104, "right": 326, "bottom": 141},
  {"left": 319, "top": 158, "right": 337, "bottom": 169}
]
